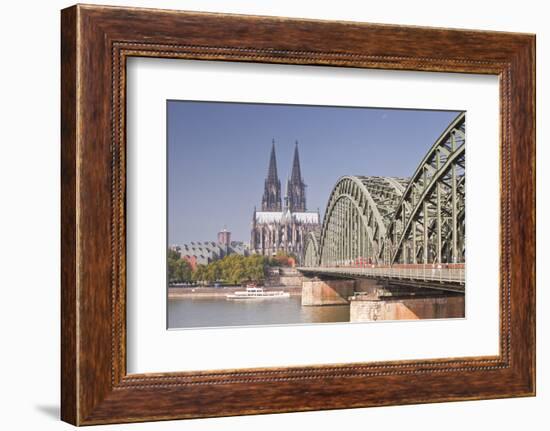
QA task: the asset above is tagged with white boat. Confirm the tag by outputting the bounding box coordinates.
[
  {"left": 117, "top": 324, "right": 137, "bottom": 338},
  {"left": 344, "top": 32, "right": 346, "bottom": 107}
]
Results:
[{"left": 226, "top": 285, "right": 290, "bottom": 300}]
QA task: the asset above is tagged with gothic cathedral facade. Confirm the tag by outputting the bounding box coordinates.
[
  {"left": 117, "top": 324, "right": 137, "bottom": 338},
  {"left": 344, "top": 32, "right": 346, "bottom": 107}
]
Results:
[{"left": 251, "top": 140, "right": 320, "bottom": 263}]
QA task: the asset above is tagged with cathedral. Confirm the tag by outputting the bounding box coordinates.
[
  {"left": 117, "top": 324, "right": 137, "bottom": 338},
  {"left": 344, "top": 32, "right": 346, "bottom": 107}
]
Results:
[{"left": 251, "top": 140, "right": 320, "bottom": 262}]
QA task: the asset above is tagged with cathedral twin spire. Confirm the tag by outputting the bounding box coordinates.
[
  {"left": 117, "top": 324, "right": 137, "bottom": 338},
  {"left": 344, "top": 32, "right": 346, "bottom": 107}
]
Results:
[
  {"left": 261, "top": 139, "right": 306, "bottom": 213},
  {"left": 261, "top": 140, "right": 282, "bottom": 212},
  {"left": 287, "top": 142, "right": 307, "bottom": 212}
]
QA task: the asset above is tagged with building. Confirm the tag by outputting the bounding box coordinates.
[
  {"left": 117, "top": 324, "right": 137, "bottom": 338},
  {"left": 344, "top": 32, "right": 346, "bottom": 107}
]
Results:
[
  {"left": 251, "top": 140, "right": 320, "bottom": 262},
  {"left": 171, "top": 228, "right": 250, "bottom": 270},
  {"left": 217, "top": 226, "right": 231, "bottom": 254}
]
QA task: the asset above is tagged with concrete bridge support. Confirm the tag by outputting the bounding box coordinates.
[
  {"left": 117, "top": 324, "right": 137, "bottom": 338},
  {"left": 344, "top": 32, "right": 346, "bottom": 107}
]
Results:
[
  {"left": 300, "top": 276, "right": 411, "bottom": 307},
  {"left": 300, "top": 274, "right": 465, "bottom": 321},
  {"left": 301, "top": 278, "right": 355, "bottom": 306},
  {"left": 350, "top": 294, "right": 464, "bottom": 322}
]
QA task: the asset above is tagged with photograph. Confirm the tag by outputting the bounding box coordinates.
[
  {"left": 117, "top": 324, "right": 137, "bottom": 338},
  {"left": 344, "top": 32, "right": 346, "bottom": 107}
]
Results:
[
  {"left": 167, "top": 101, "right": 466, "bottom": 329},
  {"left": 46, "top": 2, "right": 536, "bottom": 427}
]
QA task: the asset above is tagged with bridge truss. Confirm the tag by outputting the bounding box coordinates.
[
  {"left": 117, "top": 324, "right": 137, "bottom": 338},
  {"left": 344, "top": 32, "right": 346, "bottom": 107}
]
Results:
[{"left": 304, "top": 112, "right": 466, "bottom": 268}]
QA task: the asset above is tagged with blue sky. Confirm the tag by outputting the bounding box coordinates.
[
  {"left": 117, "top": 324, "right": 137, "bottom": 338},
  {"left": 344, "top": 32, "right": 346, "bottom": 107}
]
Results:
[{"left": 168, "top": 101, "right": 461, "bottom": 244}]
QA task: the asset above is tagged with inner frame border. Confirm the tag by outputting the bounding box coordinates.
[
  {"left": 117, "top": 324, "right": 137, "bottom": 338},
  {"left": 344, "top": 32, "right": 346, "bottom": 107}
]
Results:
[{"left": 113, "top": 42, "right": 511, "bottom": 388}]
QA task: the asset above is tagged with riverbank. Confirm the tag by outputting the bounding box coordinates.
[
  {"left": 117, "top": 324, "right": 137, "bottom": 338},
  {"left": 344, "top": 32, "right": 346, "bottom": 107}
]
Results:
[{"left": 168, "top": 286, "right": 302, "bottom": 299}]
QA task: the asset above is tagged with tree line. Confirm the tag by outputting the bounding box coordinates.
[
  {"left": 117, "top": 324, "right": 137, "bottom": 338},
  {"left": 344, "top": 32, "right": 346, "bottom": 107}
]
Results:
[{"left": 168, "top": 249, "right": 296, "bottom": 285}]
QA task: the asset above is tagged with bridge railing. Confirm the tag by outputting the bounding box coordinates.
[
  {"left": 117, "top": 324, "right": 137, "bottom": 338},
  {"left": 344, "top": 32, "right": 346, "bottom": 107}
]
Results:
[{"left": 299, "top": 264, "right": 465, "bottom": 285}]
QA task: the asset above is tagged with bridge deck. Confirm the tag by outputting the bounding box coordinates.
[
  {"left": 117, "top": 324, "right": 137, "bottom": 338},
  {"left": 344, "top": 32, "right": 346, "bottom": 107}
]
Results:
[{"left": 297, "top": 266, "right": 465, "bottom": 286}]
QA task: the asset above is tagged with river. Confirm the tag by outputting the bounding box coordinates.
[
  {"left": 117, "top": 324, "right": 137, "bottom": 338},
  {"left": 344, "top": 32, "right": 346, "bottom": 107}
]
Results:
[{"left": 168, "top": 296, "right": 350, "bottom": 329}]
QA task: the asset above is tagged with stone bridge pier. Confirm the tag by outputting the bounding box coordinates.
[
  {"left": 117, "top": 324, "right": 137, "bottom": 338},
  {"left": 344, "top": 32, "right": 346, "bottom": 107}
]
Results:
[
  {"left": 301, "top": 277, "right": 383, "bottom": 306},
  {"left": 349, "top": 293, "right": 465, "bottom": 322},
  {"left": 300, "top": 274, "right": 465, "bottom": 321},
  {"left": 301, "top": 277, "right": 355, "bottom": 306}
]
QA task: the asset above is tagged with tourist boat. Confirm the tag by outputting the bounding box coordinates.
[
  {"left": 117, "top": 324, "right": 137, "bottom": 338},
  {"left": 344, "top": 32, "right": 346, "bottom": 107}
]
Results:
[{"left": 226, "top": 284, "right": 290, "bottom": 300}]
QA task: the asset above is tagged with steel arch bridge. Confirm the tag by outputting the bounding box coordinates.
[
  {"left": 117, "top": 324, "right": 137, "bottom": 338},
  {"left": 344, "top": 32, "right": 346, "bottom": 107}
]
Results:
[{"left": 302, "top": 112, "right": 465, "bottom": 277}]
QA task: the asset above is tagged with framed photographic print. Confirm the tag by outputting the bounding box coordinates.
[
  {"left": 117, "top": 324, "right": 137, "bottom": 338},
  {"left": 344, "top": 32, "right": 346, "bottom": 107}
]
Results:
[{"left": 61, "top": 4, "right": 535, "bottom": 425}]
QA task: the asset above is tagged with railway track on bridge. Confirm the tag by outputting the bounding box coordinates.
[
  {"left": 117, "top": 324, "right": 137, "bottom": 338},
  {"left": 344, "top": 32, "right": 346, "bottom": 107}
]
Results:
[{"left": 297, "top": 266, "right": 465, "bottom": 293}]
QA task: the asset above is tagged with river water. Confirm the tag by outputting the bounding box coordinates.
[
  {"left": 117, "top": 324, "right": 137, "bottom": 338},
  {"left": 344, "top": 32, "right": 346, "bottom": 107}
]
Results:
[{"left": 168, "top": 296, "right": 350, "bottom": 329}]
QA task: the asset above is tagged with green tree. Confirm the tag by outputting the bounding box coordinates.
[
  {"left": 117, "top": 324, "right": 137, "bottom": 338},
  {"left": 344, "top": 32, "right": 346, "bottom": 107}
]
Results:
[
  {"left": 192, "top": 264, "right": 207, "bottom": 283},
  {"left": 167, "top": 249, "right": 192, "bottom": 283},
  {"left": 268, "top": 251, "right": 296, "bottom": 267},
  {"left": 205, "top": 261, "right": 221, "bottom": 283},
  {"left": 191, "top": 254, "right": 268, "bottom": 284},
  {"left": 167, "top": 248, "right": 181, "bottom": 261},
  {"left": 188, "top": 254, "right": 268, "bottom": 285}
]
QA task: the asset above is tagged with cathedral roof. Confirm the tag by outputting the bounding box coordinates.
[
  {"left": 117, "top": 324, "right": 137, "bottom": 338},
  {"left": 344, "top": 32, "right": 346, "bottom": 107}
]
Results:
[{"left": 255, "top": 211, "right": 319, "bottom": 225}]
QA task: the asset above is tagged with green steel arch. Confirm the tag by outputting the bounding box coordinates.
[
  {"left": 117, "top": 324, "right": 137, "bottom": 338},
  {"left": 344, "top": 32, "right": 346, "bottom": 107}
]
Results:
[
  {"left": 387, "top": 112, "right": 465, "bottom": 265},
  {"left": 304, "top": 231, "right": 321, "bottom": 267},
  {"left": 315, "top": 176, "right": 407, "bottom": 266},
  {"left": 303, "top": 112, "right": 466, "bottom": 268}
]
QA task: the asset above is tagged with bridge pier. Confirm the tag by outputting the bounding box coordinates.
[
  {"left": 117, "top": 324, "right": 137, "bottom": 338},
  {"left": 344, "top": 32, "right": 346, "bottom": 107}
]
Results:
[
  {"left": 300, "top": 276, "right": 425, "bottom": 308},
  {"left": 354, "top": 278, "right": 390, "bottom": 296},
  {"left": 299, "top": 271, "right": 465, "bottom": 321},
  {"left": 350, "top": 292, "right": 464, "bottom": 322},
  {"left": 301, "top": 278, "right": 355, "bottom": 306}
]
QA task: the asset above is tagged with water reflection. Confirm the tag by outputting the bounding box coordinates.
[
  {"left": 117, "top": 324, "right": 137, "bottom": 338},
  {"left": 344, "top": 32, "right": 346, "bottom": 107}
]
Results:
[{"left": 168, "top": 296, "right": 350, "bottom": 329}]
